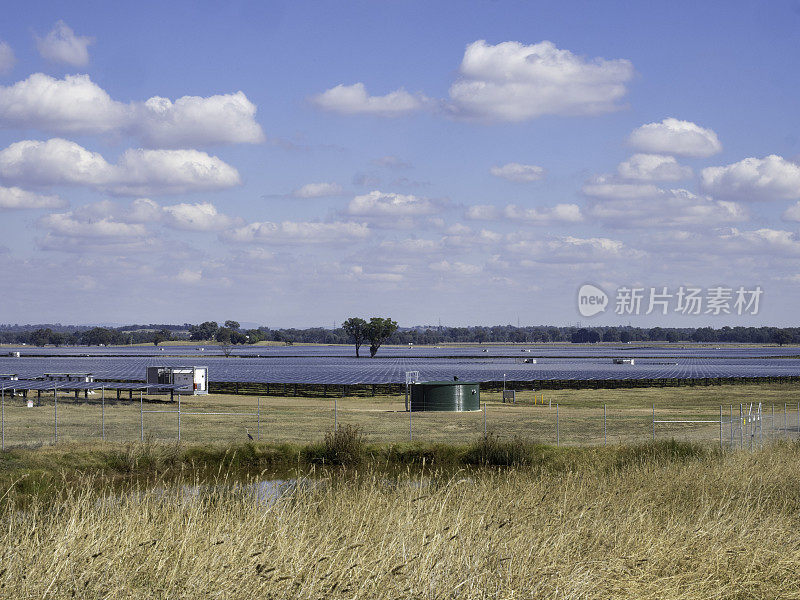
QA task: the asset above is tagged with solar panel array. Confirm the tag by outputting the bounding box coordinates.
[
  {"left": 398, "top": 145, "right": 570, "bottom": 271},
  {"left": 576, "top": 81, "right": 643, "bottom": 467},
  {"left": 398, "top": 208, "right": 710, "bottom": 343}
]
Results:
[{"left": 1, "top": 353, "right": 799, "bottom": 385}]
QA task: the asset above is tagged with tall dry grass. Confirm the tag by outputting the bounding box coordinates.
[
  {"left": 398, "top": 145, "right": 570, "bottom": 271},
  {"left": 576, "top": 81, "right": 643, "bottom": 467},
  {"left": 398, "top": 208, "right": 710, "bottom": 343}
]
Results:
[{"left": 3, "top": 443, "right": 800, "bottom": 598}]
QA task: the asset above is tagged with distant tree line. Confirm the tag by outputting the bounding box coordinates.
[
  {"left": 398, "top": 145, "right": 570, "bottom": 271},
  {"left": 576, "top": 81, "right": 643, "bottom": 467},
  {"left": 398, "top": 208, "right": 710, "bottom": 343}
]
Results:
[{"left": 1, "top": 323, "right": 798, "bottom": 347}]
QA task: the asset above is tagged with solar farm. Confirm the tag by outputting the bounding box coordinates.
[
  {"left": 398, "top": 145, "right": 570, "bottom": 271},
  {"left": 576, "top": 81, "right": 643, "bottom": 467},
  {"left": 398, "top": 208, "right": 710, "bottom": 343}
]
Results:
[{"left": 1, "top": 344, "right": 799, "bottom": 387}]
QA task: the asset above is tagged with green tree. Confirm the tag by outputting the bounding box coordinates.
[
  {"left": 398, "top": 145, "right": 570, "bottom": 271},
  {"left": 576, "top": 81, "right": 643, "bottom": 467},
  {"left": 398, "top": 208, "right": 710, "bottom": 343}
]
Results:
[
  {"left": 366, "top": 317, "right": 398, "bottom": 358},
  {"left": 342, "top": 317, "right": 368, "bottom": 357},
  {"left": 772, "top": 329, "right": 792, "bottom": 346},
  {"left": 190, "top": 321, "right": 218, "bottom": 341},
  {"left": 153, "top": 328, "right": 172, "bottom": 345},
  {"left": 224, "top": 320, "right": 240, "bottom": 331}
]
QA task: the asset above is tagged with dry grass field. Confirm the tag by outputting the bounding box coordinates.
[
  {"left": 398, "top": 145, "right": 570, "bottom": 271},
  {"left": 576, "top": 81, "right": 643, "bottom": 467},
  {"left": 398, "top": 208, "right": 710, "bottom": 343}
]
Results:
[
  {"left": 3, "top": 442, "right": 800, "bottom": 598},
  {"left": 2, "top": 383, "right": 799, "bottom": 448}
]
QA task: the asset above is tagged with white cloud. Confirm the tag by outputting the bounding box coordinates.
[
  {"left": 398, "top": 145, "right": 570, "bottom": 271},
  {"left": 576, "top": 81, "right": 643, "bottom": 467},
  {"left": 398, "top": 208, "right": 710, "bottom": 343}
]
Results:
[
  {"left": 490, "top": 162, "right": 545, "bottom": 182},
  {"left": 628, "top": 118, "right": 722, "bottom": 157},
  {"left": 465, "top": 204, "right": 499, "bottom": 220},
  {"left": 0, "top": 138, "right": 241, "bottom": 195},
  {"left": 582, "top": 177, "right": 661, "bottom": 200},
  {"left": 429, "top": 260, "right": 482, "bottom": 275},
  {"left": 114, "top": 148, "right": 241, "bottom": 195},
  {"left": 347, "top": 265, "right": 404, "bottom": 283},
  {"left": 648, "top": 227, "right": 800, "bottom": 258},
  {"left": 61, "top": 197, "right": 238, "bottom": 233},
  {"left": 176, "top": 269, "right": 202, "bottom": 284},
  {"left": 291, "top": 182, "right": 343, "bottom": 198},
  {"left": 700, "top": 155, "right": 800, "bottom": 200},
  {"left": 465, "top": 203, "right": 582, "bottom": 224},
  {"left": 617, "top": 154, "right": 692, "bottom": 181},
  {"left": 0, "top": 74, "right": 128, "bottom": 134},
  {"left": 447, "top": 40, "right": 633, "bottom": 121},
  {"left": 504, "top": 203, "right": 583, "bottom": 224},
  {"left": 507, "top": 234, "right": 640, "bottom": 264},
  {"left": 134, "top": 91, "right": 265, "bottom": 147},
  {"left": 312, "top": 83, "right": 427, "bottom": 117},
  {"left": 347, "top": 190, "right": 439, "bottom": 217},
  {"left": 782, "top": 202, "right": 800, "bottom": 222},
  {"left": 39, "top": 212, "right": 146, "bottom": 238},
  {"left": 162, "top": 202, "right": 240, "bottom": 232},
  {"left": 36, "top": 21, "right": 93, "bottom": 66},
  {"left": 0, "top": 74, "right": 265, "bottom": 147},
  {"left": 0, "top": 41, "right": 15, "bottom": 74},
  {"left": 222, "top": 220, "right": 370, "bottom": 245},
  {"left": 379, "top": 238, "right": 442, "bottom": 253},
  {"left": 0, "top": 186, "right": 66, "bottom": 210},
  {"left": 585, "top": 185, "right": 747, "bottom": 228}
]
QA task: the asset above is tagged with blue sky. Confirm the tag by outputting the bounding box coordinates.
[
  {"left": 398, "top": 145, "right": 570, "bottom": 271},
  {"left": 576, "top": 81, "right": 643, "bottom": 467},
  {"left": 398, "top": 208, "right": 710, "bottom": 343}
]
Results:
[{"left": 1, "top": 0, "right": 799, "bottom": 327}]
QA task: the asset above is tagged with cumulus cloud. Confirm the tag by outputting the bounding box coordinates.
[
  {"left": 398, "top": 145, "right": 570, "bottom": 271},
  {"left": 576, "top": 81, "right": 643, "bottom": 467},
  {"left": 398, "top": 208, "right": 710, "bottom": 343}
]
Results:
[
  {"left": 162, "top": 202, "right": 241, "bottom": 232},
  {"left": 64, "top": 197, "right": 239, "bottom": 233},
  {"left": 134, "top": 91, "right": 265, "bottom": 147},
  {"left": 0, "top": 74, "right": 128, "bottom": 134},
  {"left": 447, "top": 40, "right": 633, "bottom": 121},
  {"left": 490, "top": 162, "right": 545, "bottom": 182},
  {"left": 291, "top": 182, "right": 343, "bottom": 198},
  {"left": 700, "top": 155, "right": 800, "bottom": 200},
  {"left": 222, "top": 220, "right": 370, "bottom": 245},
  {"left": 465, "top": 203, "right": 581, "bottom": 224},
  {"left": 346, "top": 190, "right": 440, "bottom": 217},
  {"left": 504, "top": 203, "right": 583, "bottom": 224},
  {"left": 379, "top": 238, "right": 442, "bottom": 254},
  {"left": 0, "top": 138, "right": 241, "bottom": 195},
  {"left": 0, "top": 74, "right": 265, "bottom": 147},
  {"left": 429, "top": 260, "right": 482, "bottom": 275},
  {"left": 465, "top": 204, "right": 500, "bottom": 220},
  {"left": 176, "top": 269, "right": 202, "bottom": 284},
  {"left": 628, "top": 118, "right": 722, "bottom": 157},
  {"left": 648, "top": 227, "right": 800, "bottom": 258},
  {"left": 0, "top": 186, "right": 66, "bottom": 210},
  {"left": 0, "top": 41, "right": 15, "bottom": 74},
  {"left": 585, "top": 186, "right": 747, "bottom": 228},
  {"left": 783, "top": 202, "right": 800, "bottom": 222},
  {"left": 39, "top": 212, "right": 146, "bottom": 238},
  {"left": 36, "top": 21, "right": 93, "bottom": 66},
  {"left": 617, "top": 154, "right": 692, "bottom": 181},
  {"left": 506, "top": 234, "right": 639, "bottom": 264},
  {"left": 312, "top": 83, "right": 427, "bottom": 117}
]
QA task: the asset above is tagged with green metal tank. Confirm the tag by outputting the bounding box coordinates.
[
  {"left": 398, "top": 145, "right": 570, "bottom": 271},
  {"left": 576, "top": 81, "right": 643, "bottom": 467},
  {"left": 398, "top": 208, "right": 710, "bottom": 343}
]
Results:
[{"left": 410, "top": 381, "right": 480, "bottom": 412}]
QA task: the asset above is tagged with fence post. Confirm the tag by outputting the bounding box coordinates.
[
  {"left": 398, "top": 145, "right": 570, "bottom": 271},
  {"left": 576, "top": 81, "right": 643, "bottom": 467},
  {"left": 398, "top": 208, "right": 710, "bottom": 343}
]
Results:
[
  {"left": 140, "top": 391, "right": 144, "bottom": 442},
  {"left": 1, "top": 387, "right": 4, "bottom": 451},
  {"left": 257, "top": 397, "right": 261, "bottom": 441},
  {"left": 54, "top": 386, "right": 58, "bottom": 444},
  {"left": 740, "top": 404, "right": 743, "bottom": 449},
  {"left": 730, "top": 404, "right": 733, "bottom": 448},
  {"left": 785, "top": 403, "right": 788, "bottom": 439},
  {"left": 652, "top": 403, "right": 655, "bottom": 442},
  {"left": 409, "top": 403, "right": 413, "bottom": 442},
  {"left": 772, "top": 404, "right": 775, "bottom": 440},
  {"left": 101, "top": 386, "right": 105, "bottom": 442},
  {"left": 556, "top": 403, "right": 559, "bottom": 447},
  {"left": 603, "top": 404, "right": 607, "bottom": 446},
  {"left": 719, "top": 405, "right": 722, "bottom": 450},
  {"left": 483, "top": 402, "right": 486, "bottom": 436},
  {"left": 334, "top": 396, "right": 338, "bottom": 432},
  {"left": 177, "top": 393, "right": 181, "bottom": 442}
]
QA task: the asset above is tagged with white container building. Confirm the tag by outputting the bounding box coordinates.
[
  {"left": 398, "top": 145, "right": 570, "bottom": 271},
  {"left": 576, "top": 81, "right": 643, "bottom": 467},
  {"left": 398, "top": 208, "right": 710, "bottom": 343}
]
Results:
[{"left": 146, "top": 366, "right": 208, "bottom": 395}]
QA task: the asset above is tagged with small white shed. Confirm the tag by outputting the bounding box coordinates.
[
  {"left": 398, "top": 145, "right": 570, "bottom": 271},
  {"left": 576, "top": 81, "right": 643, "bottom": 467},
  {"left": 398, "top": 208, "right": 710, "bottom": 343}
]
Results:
[{"left": 146, "top": 366, "right": 208, "bottom": 395}]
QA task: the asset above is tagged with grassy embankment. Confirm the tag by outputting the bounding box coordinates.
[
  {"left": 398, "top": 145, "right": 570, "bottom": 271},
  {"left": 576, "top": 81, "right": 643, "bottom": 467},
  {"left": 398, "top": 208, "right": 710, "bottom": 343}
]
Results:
[
  {"left": 2, "top": 383, "right": 798, "bottom": 447},
  {"left": 2, "top": 439, "right": 800, "bottom": 598}
]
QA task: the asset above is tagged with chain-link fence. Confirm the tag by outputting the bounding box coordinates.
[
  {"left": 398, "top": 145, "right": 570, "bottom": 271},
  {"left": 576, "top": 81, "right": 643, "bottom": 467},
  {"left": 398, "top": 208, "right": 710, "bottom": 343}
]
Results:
[{"left": 2, "top": 388, "right": 800, "bottom": 449}]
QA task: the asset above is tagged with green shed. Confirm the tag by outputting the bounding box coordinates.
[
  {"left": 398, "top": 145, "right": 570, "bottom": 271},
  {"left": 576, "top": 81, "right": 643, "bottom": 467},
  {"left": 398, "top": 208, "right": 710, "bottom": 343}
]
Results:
[{"left": 410, "top": 381, "right": 480, "bottom": 412}]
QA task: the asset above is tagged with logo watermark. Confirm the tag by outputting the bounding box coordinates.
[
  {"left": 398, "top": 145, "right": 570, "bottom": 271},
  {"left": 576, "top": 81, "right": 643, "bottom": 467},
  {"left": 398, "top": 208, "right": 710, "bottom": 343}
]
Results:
[{"left": 577, "top": 285, "right": 763, "bottom": 317}]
